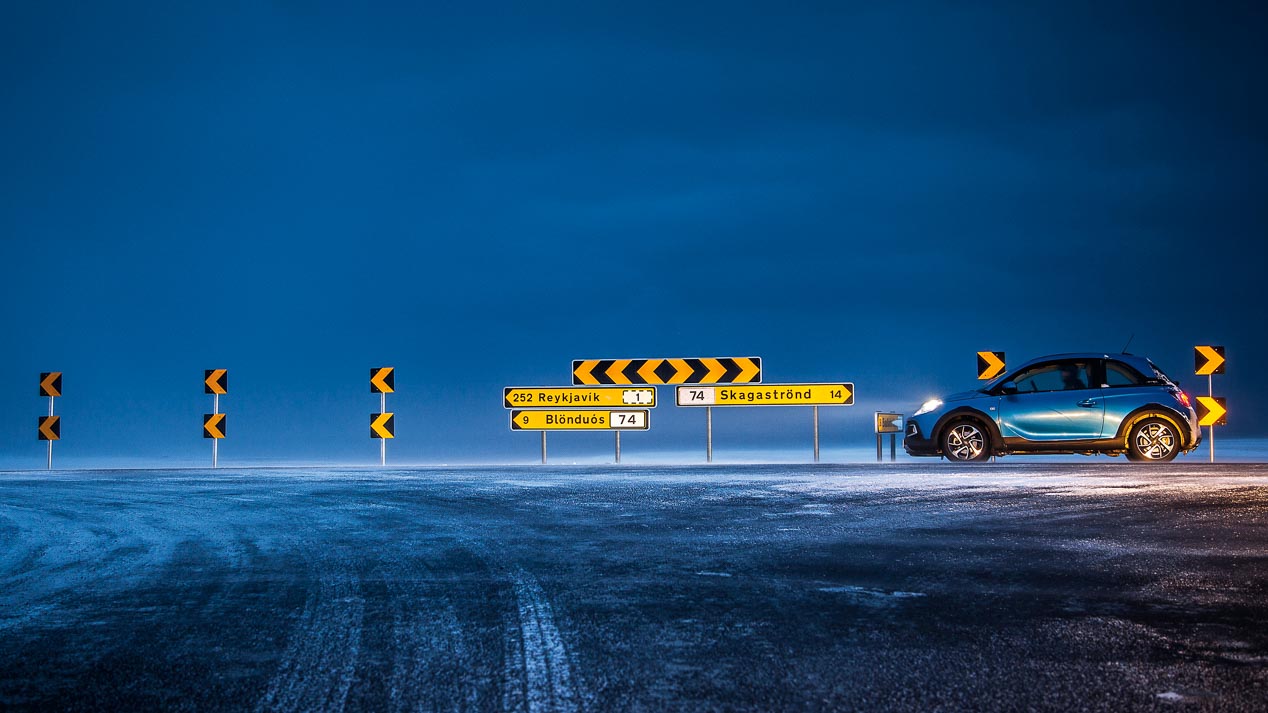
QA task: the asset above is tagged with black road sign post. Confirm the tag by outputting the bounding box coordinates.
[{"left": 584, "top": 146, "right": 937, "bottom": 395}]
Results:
[
  {"left": 39, "top": 372, "right": 62, "bottom": 470},
  {"left": 205, "top": 370, "right": 227, "bottom": 467},
  {"left": 1195, "top": 346, "right": 1226, "bottom": 463},
  {"left": 371, "top": 368, "right": 395, "bottom": 466}
]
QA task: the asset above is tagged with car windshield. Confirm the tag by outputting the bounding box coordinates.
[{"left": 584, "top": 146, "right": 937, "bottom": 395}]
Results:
[{"left": 980, "top": 372, "right": 1012, "bottom": 392}]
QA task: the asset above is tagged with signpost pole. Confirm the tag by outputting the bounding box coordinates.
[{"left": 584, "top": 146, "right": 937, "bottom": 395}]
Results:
[
  {"left": 615, "top": 431, "right": 621, "bottom": 464},
  {"left": 813, "top": 406, "right": 820, "bottom": 463},
  {"left": 47, "top": 395, "right": 53, "bottom": 471},
  {"left": 213, "top": 393, "right": 219, "bottom": 469},
  {"left": 541, "top": 431, "right": 547, "bottom": 465},
  {"left": 876, "top": 434, "right": 882, "bottom": 462},
  {"left": 1208, "top": 373, "right": 1214, "bottom": 463},
  {"left": 706, "top": 406, "right": 713, "bottom": 463},
  {"left": 890, "top": 433, "right": 896, "bottom": 461},
  {"left": 381, "top": 392, "right": 387, "bottom": 467}
]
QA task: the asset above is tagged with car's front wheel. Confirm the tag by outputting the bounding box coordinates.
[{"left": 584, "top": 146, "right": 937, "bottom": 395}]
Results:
[
  {"left": 942, "top": 420, "right": 990, "bottom": 462},
  {"left": 1126, "top": 418, "right": 1180, "bottom": 462}
]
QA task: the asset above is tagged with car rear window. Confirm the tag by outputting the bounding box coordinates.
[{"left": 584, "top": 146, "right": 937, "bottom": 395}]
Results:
[
  {"left": 1105, "top": 361, "right": 1144, "bottom": 387},
  {"left": 1146, "top": 359, "right": 1174, "bottom": 384}
]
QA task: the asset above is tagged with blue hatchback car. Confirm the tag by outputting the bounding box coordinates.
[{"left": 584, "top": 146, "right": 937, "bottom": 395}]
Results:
[{"left": 904, "top": 353, "right": 1201, "bottom": 462}]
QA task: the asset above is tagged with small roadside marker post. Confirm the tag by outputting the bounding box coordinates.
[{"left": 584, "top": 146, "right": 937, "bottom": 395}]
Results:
[{"left": 875, "top": 412, "right": 903, "bottom": 463}]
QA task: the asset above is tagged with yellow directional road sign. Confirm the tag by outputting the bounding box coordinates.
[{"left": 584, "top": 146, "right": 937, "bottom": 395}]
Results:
[
  {"left": 676, "top": 384, "right": 854, "bottom": 407},
  {"left": 371, "top": 367, "right": 395, "bottom": 393},
  {"left": 203, "top": 413, "right": 226, "bottom": 439},
  {"left": 39, "top": 372, "right": 62, "bottom": 397},
  {"left": 38, "top": 416, "right": 60, "bottom": 441},
  {"left": 371, "top": 412, "right": 395, "bottom": 438},
  {"left": 511, "top": 410, "right": 649, "bottom": 430},
  {"left": 875, "top": 412, "right": 904, "bottom": 434},
  {"left": 977, "top": 352, "right": 1006, "bottom": 380},
  {"left": 573, "top": 357, "right": 761, "bottom": 385},
  {"left": 1195, "top": 346, "right": 1226, "bottom": 376},
  {"left": 504, "top": 386, "right": 655, "bottom": 409},
  {"left": 205, "top": 369, "right": 228, "bottom": 395},
  {"left": 1196, "top": 397, "right": 1227, "bottom": 427}
]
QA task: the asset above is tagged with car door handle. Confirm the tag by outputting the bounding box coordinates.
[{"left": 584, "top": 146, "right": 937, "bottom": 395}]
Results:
[{"left": 1077, "top": 399, "right": 1099, "bottom": 408}]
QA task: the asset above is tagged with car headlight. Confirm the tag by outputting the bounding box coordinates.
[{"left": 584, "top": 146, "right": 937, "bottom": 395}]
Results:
[{"left": 913, "top": 399, "right": 943, "bottom": 417}]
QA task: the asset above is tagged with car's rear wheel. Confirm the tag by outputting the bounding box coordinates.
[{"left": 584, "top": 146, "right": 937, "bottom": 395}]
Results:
[
  {"left": 942, "top": 420, "right": 990, "bottom": 462},
  {"left": 1126, "top": 418, "right": 1179, "bottom": 462}
]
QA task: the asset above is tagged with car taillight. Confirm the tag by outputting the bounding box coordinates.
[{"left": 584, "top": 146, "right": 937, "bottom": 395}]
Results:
[{"left": 1176, "top": 391, "right": 1192, "bottom": 408}]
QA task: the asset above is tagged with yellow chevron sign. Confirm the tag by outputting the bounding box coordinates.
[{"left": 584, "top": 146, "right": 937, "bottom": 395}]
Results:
[
  {"left": 977, "top": 351, "right": 1006, "bottom": 380},
  {"left": 38, "top": 415, "right": 61, "bottom": 441},
  {"left": 204, "top": 369, "right": 228, "bottom": 395},
  {"left": 1194, "top": 345, "right": 1225, "bottom": 376},
  {"left": 504, "top": 386, "right": 655, "bottom": 409},
  {"left": 511, "top": 410, "right": 649, "bottom": 430},
  {"left": 1196, "top": 397, "right": 1227, "bottom": 427},
  {"left": 572, "top": 357, "right": 761, "bottom": 385},
  {"left": 39, "top": 372, "right": 62, "bottom": 397},
  {"left": 371, "top": 412, "right": 395, "bottom": 439},
  {"left": 676, "top": 383, "right": 854, "bottom": 407},
  {"left": 371, "top": 367, "right": 395, "bottom": 393},
  {"left": 203, "top": 413, "right": 226, "bottom": 439}
]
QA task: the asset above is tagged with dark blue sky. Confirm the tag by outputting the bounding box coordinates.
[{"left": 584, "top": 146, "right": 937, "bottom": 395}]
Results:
[{"left": 2, "top": 2, "right": 1265, "bottom": 467}]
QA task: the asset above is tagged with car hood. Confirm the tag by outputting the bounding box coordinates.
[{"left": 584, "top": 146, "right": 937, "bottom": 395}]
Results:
[{"left": 943, "top": 390, "right": 987, "bottom": 403}]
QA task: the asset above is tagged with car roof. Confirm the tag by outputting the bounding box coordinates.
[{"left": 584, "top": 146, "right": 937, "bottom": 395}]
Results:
[{"left": 1014, "top": 353, "right": 1155, "bottom": 372}]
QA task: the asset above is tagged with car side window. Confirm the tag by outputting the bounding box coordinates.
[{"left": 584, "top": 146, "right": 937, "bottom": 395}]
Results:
[
  {"left": 1012, "top": 360, "right": 1094, "bottom": 393},
  {"left": 1105, "top": 361, "right": 1143, "bottom": 387}
]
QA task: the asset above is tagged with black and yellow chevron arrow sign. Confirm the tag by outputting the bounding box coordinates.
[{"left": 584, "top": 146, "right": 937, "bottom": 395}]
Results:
[
  {"left": 572, "top": 357, "right": 761, "bottom": 385},
  {"left": 38, "top": 416, "right": 60, "bottom": 441},
  {"left": 39, "top": 372, "right": 62, "bottom": 397},
  {"left": 204, "top": 369, "right": 228, "bottom": 395},
  {"left": 371, "top": 367, "right": 395, "bottom": 394},
  {"left": 977, "top": 351, "right": 1006, "bottom": 380},
  {"left": 371, "top": 412, "right": 395, "bottom": 439},
  {"left": 1194, "top": 345, "right": 1226, "bottom": 376},
  {"left": 203, "top": 413, "right": 226, "bottom": 439},
  {"left": 1196, "top": 397, "right": 1227, "bottom": 427}
]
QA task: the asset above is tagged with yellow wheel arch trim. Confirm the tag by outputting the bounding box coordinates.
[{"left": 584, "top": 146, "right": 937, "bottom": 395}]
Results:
[{"left": 1121, "top": 411, "right": 1184, "bottom": 450}]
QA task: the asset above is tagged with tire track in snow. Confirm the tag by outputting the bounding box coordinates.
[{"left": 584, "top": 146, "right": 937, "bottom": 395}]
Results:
[
  {"left": 382, "top": 548, "right": 480, "bottom": 713},
  {"left": 501, "top": 568, "right": 581, "bottom": 713},
  {"left": 255, "top": 557, "right": 364, "bottom": 713}
]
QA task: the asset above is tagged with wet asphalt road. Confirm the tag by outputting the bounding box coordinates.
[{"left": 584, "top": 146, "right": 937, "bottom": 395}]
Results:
[{"left": 0, "top": 464, "right": 1266, "bottom": 712}]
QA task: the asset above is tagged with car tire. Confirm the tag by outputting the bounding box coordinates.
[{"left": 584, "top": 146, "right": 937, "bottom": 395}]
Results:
[
  {"left": 941, "top": 419, "right": 991, "bottom": 462},
  {"left": 1126, "top": 417, "right": 1180, "bottom": 462}
]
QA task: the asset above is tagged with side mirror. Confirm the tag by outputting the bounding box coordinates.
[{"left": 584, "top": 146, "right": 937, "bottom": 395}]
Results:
[{"left": 999, "top": 381, "right": 1018, "bottom": 395}]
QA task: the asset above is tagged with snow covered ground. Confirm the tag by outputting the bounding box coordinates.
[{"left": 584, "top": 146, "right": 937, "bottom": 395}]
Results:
[{"left": 0, "top": 464, "right": 1265, "bottom": 710}]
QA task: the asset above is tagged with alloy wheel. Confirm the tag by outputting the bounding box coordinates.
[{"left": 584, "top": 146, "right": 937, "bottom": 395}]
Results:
[
  {"left": 946, "top": 424, "right": 986, "bottom": 461},
  {"left": 1134, "top": 422, "right": 1176, "bottom": 460}
]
